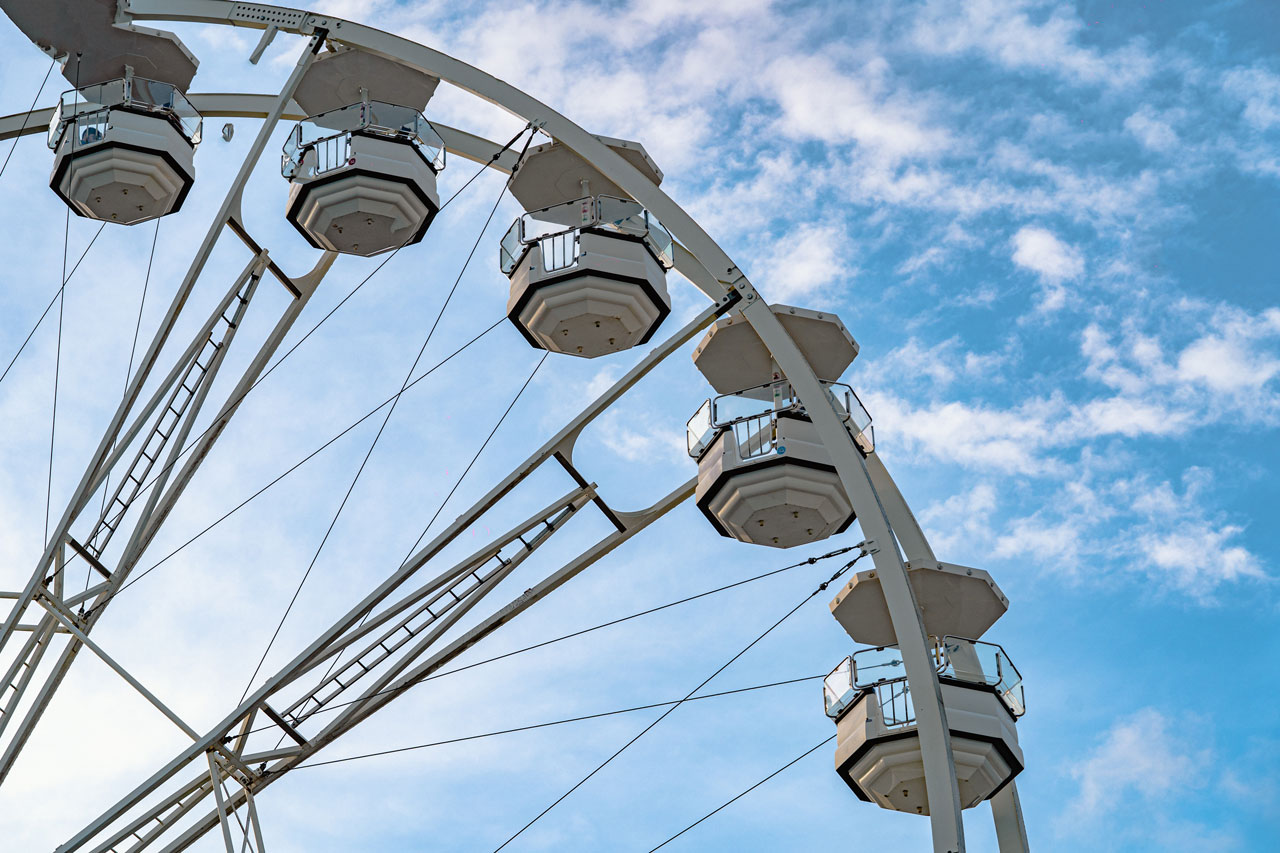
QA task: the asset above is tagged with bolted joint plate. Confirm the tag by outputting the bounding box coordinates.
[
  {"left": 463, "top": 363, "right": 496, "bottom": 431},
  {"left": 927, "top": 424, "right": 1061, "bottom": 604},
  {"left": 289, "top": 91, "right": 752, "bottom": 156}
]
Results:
[{"left": 829, "top": 561, "right": 1009, "bottom": 645}]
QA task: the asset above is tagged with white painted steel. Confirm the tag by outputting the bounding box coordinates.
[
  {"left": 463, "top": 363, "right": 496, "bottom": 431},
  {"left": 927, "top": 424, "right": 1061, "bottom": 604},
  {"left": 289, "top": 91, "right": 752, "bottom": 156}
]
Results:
[
  {"left": 695, "top": 415, "right": 856, "bottom": 548},
  {"left": 0, "top": 34, "right": 333, "bottom": 788},
  {"left": 0, "top": 3, "right": 999, "bottom": 850},
  {"left": 506, "top": 137, "right": 663, "bottom": 211},
  {"left": 0, "top": 0, "right": 199, "bottom": 89},
  {"left": 141, "top": 7, "right": 962, "bottom": 850},
  {"left": 991, "top": 782, "right": 1031, "bottom": 853},
  {"left": 286, "top": 133, "right": 439, "bottom": 255},
  {"left": 57, "top": 302, "right": 726, "bottom": 851},
  {"left": 692, "top": 304, "right": 859, "bottom": 397},
  {"left": 293, "top": 45, "right": 438, "bottom": 115},
  {"left": 865, "top": 451, "right": 938, "bottom": 566}
]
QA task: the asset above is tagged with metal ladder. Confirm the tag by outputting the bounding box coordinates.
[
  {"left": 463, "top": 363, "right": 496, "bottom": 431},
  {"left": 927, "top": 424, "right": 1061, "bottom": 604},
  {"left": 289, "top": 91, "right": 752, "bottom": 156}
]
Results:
[
  {"left": 83, "top": 285, "right": 250, "bottom": 563},
  {"left": 281, "top": 549, "right": 516, "bottom": 728}
]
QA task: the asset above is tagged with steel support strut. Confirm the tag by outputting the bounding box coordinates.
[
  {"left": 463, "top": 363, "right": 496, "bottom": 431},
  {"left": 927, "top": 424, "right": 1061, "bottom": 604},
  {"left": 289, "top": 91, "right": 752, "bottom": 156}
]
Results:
[
  {"left": 59, "top": 296, "right": 725, "bottom": 851},
  {"left": 130, "top": 8, "right": 975, "bottom": 844},
  {"left": 992, "top": 782, "right": 1031, "bottom": 853},
  {"left": 14, "top": 4, "right": 979, "bottom": 849},
  {"left": 0, "top": 34, "right": 331, "bottom": 788},
  {"left": 57, "top": 477, "right": 690, "bottom": 852}
]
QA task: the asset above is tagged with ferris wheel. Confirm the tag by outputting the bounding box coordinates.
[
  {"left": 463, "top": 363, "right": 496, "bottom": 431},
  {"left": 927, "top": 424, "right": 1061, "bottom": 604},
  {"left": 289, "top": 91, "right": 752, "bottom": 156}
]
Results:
[{"left": 0, "top": 3, "right": 1032, "bottom": 851}]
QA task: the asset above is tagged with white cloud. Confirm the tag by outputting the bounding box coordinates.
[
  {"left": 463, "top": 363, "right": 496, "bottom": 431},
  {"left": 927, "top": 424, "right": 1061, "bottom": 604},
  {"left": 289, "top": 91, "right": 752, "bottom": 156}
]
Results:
[
  {"left": 918, "top": 483, "right": 997, "bottom": 557},
  {"left": 1081, "top": 396, "right": 1188, "bottom": 438},
  {"left": 895, "top": 245, "right": 946, "bottom": 277},
  {"left": 762, "top": 55, "right": 950, "bottom": 161},
  {"left": 864, "top": 390, "right": 1068, "bottom": 476},
  {"left": 1222, "top": 65, "right": 1280, "bottom": 131},
  {"left": 868, "top": 336, "right": 1010, "bottom": 390},
  {"left": 4, "top": 1, "right": 1280, "bottom": 848},
  {"left": 583, "top": 365, "right": 623, "bottom": 400},
  {"left": 751, "top": 223, "right": 847, "bottom": 302},
  {"left": 1125, "top": 107, "right": 1180, "bottom": 152},
  {"left": 908, "top": 0, "right": 1154, "bottom": 89},
  {"left": 1080, "top": 313, "right": 1280, "bottom": 421},
  {"left": 1011, "top": 226, "right": 1083, "bottom": 284},
  {"left": 593, "top": 410, "right": 687, "bottom": 464},
  {"left": 993, "top": 514, "right": 1079, "bottom": 564},
  {"left": 912, "top": 456, "right": 1267, "bottom": 599},
  {"left": 1138, "top": 521, "right": 1264, "bottom": 597},
  {"left": 1177, "top": 334, "right": 1280, "bottom": 394},
  {"left": 1062, "top": 708, "right": 1208, "bottom": 824}
]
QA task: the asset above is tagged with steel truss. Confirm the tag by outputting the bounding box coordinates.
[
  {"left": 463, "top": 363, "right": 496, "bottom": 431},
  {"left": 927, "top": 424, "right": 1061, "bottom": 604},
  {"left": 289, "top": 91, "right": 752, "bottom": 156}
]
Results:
[
  {"left": 0, "top": 3, "right": 1032, "bottom": 851},
  {"left": 57, "top": 283, "right": 729, "bottom": 852},
  {"left": 0, "top": 33, "right": 336, "bottom": 787}
]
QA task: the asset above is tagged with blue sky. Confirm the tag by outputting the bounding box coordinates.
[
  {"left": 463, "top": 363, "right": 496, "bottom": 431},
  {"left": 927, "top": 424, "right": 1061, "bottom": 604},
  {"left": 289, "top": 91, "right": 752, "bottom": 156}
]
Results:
[{"left": 0, "top": 1, "right": 1278, "bottom": 851}]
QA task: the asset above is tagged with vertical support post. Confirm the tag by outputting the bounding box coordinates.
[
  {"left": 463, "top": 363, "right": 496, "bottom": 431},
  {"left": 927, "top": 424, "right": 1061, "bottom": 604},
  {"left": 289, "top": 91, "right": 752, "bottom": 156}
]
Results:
[
  {"left": 0, "top": 31, "right": 325, "bottom": 654},
  {"left": 0, "top": 32, "right": 327, "bottom": 791},
  {"left": 865, "top": 451, "right": 937, "bottom": 565},
  {"left": 208, "top": 751, "right": 237, "bottom": 853},
  {"left": 245, "top": 787, "right": 268, "bottom": 853},
  {"left": 736, "top": 295, "right": 966, "bottom": 853},
  {"left": 992, "top": 782, "right": 1030, "bottom": 853}
]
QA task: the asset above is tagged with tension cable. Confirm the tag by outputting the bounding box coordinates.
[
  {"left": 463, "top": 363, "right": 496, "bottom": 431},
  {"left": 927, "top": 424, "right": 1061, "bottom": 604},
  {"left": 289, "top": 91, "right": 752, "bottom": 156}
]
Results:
[
  {"left": 0, "top": 58, "right": 56, "bottom": 181},
  {"left": 238, "top": 126, "right": 538, "bottom": 702},
  {"left": 293, "top": 675, "right": 826, "bottom": 770},
  {"left": 493, "top": 548, "right": 870, "bottom": 851}
]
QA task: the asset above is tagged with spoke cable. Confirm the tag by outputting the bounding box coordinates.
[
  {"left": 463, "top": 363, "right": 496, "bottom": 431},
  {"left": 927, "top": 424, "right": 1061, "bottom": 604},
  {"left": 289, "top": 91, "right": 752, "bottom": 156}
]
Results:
[
  {"left": 218, "top": 545, "right": 857, "bottom": 741},
  {"left": 43, "top": 57, "right": 80, "bottom": 547},
  {"left": 294, "top": 127, "right": 540, "bottom": 720},
  {"left": 280, "top": 350, "right": 548, "bottom": 743},
  {"left": 646, "top": 734, "right": 836, "bottom": 852},
  {"left": 90, "top": 218, "right": 161, "bottom": 590},
  {"left": 118, "top": 127, "right": 530, "bottom": 512},
  {"left": 62, "top": 128, "right": 531, "bottom": 604},
  {"left": 0, "top": 222, "right": 105, "bottom": 391},
  {"left": 493, "top": 550, "right": 869, "bottom": 852},
  {"left": 45, "top": 208, "right": 69, "bottom": 546},
  {"left": 291, "top": 675, "right": 826, "bottom": 769},
  {"left": 5, "top": 74, "right": 855, "bottom": 852},
  {"left": 104, "top": 319, "right": 505, "bottom": 603},
  {"left": 0, "top": 58, "right": 56, "bottom": 181},
  {"left": 238, "top": 127, "right": 537, "bottom": 703}
]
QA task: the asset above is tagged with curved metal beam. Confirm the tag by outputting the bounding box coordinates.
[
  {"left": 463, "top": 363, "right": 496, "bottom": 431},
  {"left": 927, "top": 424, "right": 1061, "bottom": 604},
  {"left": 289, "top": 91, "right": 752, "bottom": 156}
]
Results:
[
  {"left": 866, "top": 451, "right": 938, "bottom": 566},
  {"left": 19, "top": 3, "right": 967, "bottom": 848}
]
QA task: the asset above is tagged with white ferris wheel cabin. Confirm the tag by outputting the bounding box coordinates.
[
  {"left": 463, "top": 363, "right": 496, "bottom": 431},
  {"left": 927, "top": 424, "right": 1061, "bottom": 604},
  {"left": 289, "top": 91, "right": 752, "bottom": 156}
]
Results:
[{"left": 0, "top": 2, "right": 1033, "bottom": 852}]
